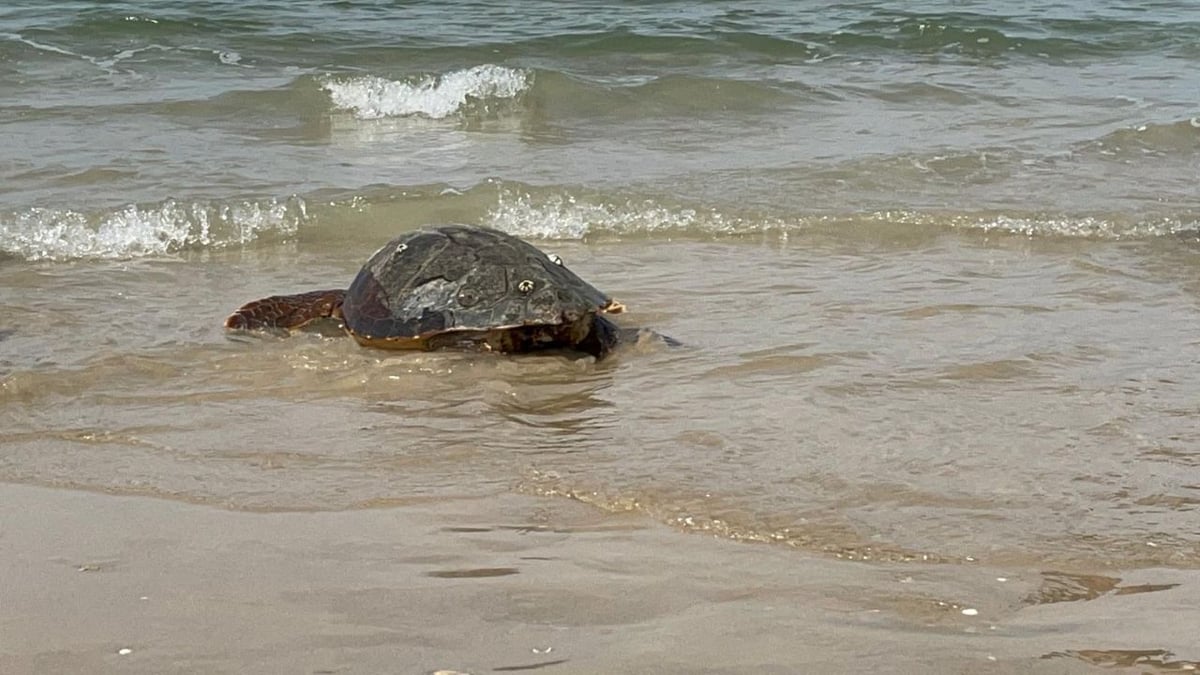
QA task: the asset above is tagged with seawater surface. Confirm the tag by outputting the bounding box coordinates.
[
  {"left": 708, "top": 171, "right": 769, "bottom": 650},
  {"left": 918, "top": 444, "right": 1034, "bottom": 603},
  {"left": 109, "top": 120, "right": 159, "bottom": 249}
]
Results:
[{"left": 2, "top": 1, "right": 1200, "bottom": 672}]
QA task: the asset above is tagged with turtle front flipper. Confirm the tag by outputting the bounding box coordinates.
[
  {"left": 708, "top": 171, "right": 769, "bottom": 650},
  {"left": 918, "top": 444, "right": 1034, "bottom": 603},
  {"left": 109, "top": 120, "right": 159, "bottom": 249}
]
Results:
[
  {"left": 575, "top": 313, "right": 622, "bottom": 360},
  {"left": 618, "top": 327, "right": 684, "bottom": 349},
  {"left": 225, "top": 289, "right": 347, "bottom": 332}
]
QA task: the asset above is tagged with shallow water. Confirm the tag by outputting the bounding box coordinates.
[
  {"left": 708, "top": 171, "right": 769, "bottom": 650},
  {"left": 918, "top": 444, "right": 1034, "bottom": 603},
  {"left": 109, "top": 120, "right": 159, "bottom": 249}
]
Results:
[{"left": 3, "top": 1, "right": 1200, "bottom": 671}]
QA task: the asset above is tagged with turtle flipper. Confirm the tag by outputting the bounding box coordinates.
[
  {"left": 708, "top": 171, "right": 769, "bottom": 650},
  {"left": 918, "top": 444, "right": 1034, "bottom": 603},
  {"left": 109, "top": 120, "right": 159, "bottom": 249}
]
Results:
[
  {"left": 576, "top": 313, "right": 622, "bottom": 360},
  {"left": 617, "top": 327, "right": 683, "bottom": 350},
  {"left": 224, "top": 289, "right": 347, "bottom": 331}
]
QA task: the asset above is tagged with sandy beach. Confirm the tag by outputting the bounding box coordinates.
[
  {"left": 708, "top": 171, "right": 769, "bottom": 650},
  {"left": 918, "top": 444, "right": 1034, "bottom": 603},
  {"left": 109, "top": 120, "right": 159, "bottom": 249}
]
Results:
[{"left": 4, "top": 483, "right": 1198, "bottom": 673}]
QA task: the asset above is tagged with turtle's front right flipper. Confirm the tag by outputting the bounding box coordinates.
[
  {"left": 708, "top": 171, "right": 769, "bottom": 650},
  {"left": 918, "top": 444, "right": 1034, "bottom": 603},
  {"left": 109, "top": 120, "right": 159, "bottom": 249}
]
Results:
[{"left": 224, "top": 289, "right": 347, "bottom": 332}]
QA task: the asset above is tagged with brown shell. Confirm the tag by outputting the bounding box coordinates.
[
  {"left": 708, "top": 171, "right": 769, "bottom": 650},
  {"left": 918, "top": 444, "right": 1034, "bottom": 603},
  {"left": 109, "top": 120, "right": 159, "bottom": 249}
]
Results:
[{"left": 341, "top": 225, "right": 614, "bottom": 344}]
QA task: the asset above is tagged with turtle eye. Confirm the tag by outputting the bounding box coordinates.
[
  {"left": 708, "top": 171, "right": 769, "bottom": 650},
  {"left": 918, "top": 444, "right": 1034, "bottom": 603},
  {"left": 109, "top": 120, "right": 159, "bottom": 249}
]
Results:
[
  {"left": 517, "top": 279, "right": 535, "bottom": 293},
  {"left": 391, "top": 243, "right": 408, "bottom": 258},
  {"left": 547, "top": 253, "right": 564, "bottom": 266}
]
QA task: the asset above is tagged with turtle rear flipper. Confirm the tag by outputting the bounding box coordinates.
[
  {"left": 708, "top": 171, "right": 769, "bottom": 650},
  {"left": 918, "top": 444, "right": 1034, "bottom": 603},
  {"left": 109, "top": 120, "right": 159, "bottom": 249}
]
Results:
[{"left": 224, "top": 289, "right": 347, "bottom": 332}]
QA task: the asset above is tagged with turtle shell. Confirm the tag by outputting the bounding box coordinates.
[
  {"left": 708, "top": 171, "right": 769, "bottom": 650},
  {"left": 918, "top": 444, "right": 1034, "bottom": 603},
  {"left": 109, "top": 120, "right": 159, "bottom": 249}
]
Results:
[{"left": 340, "top": 225, "right": 613, "bottom": 348}]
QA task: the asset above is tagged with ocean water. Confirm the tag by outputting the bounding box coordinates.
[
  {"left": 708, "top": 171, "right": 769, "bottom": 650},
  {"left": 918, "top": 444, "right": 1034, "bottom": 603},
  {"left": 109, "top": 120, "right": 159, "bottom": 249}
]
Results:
[{"left": 2, "top": 1, "right": 1200, "bottom": 671}]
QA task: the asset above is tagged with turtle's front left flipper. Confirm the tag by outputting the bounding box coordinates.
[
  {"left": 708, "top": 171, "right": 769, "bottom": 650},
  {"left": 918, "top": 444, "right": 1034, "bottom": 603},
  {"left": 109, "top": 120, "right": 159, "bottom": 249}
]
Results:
[
  {"left": 225, "top": 289, "right": 347, "bottom": 331},
  {"left": 617, "top": 327, "right": 683, "bottom": 350}
]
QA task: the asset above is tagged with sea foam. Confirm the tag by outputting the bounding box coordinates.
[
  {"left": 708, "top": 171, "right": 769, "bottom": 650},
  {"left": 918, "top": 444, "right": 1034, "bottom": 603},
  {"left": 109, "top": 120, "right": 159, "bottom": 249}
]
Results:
[
  {"left": 484, "top": 189, "right": 771, "bottom": 240},
  {"left": 0, "top": 197, "right": 307, "bottom": 261},
  {"left": 321, "top": 64, "right": 531, "bottom": 120}
]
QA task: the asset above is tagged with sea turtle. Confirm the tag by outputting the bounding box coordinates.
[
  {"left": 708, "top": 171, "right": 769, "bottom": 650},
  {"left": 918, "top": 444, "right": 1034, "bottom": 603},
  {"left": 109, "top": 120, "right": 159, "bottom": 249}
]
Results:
[{"left": 224, "top": 224, "right": 639, "bottom": 359}]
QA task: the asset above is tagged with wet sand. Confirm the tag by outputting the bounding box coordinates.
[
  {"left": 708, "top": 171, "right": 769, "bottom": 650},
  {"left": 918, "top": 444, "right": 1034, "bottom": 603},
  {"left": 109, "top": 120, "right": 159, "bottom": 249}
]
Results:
[{"left": 3, "top": 483, "right": 1197, "bottom": 674}]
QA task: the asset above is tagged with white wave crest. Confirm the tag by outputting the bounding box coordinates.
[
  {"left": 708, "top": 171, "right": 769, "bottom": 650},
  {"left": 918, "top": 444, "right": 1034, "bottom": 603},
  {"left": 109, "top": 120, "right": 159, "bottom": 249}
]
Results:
[
  {"left": 0, "top": 197, "right": 307, "bottom": 261},
  {"left": 484, "top": 190, "right": 1200, "bottom": 241},
  {"left": 484, "top": 190, "right": 779, "bottom": 240},
  {"left": 321, "top": 65, "right": 531, "bottom": 120}
]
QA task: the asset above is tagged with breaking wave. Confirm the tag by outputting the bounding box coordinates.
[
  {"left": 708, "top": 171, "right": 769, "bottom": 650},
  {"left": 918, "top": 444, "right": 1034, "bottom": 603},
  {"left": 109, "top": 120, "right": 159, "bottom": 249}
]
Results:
[
  {"left": 320, "top": 65, "right": 531, "bottom": 120},
  {"left": 0, "top": 196, "right": 307, "bottom": 261},
  {"left": 4, "top": 181, "right": 1198, "bottom": 264},
  {"left": 483, "top": 187, "right": 784, "bottom": 239},
  {"left": 481, "top": 184, "right": 1200, "bottom": 242}
]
